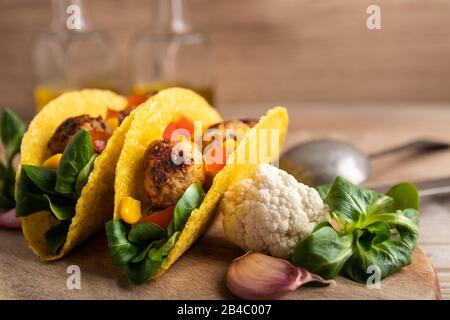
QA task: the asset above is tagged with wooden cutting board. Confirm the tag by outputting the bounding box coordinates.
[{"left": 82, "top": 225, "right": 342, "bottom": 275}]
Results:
[{"left": 0, "top": 216, "right": 441, "bottom": 300}]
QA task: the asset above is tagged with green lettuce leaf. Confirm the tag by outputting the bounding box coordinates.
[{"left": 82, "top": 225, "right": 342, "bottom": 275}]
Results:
[
  {"left": 124, "top": 232, "right": 180, "bottom": 285},
  {"left": 325, "top": 176, "right": 394, "bottom": 224},
  {"left": 292, "top": 176, "right": 420, "bottom": 283},
  {"left": 128, "top": 221, "right": 166, "bottom": 246},
  {"left": 343, "top": 209, "right": 419, "bottom": 282},
  {"left": 0, "top": 108, "right": 26, "bottom": 166},
  {"left": 292, "top": 222, "right": 354, "bottom": 279},
  {"left": 56, "top": 130, "right": 95, "bottom": 195},
  {"left": 168, "top": 183, "right": 204, "bottom": 237},
  {"left": 74, "top": 153, "right": 97, "bottom": 197},
  {"left": 105, "top": 220, "right": 141, "bottom": 267},
  {"left": 45, "top": 220, "right": 71, "bottom": 255},
  {"left": 0, "top": 108, "right": 25, "bottom": 209},
  {"left": 16, "top": 167, "right": 52, "bottom": 217}
]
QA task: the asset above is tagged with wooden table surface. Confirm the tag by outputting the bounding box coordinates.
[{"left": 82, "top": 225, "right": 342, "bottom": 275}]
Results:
[{"left": 219, "top": 103, "right": 450, "bottom": 299}]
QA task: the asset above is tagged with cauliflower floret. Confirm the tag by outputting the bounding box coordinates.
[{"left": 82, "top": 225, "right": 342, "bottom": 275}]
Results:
[{"left": 220, "top": 163, "right": 327, "bottom": 259}]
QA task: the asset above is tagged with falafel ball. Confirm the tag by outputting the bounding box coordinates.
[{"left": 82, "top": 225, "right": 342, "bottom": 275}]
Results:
[
  {"left": 48, "top": 115, "right": 111, "bottom": 154},
  {"left": 143, "top": 139, "right": 205, "bottom": 208}
]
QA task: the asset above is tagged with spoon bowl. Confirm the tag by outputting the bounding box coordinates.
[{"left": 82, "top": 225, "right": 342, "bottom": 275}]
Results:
[{"left": 280, "top": 139, "right": 370, "bottom": 186}]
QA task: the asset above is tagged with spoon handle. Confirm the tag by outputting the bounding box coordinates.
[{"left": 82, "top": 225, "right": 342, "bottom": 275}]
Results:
[
  {"left": 366, "top": 177, "right": 450, "bottom": 197},
  {"left": 368, "top": 139, "right": 449, "bottom": 159}
]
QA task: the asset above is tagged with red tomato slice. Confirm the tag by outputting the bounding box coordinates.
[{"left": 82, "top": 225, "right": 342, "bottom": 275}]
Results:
[
  {"left": 176, "top": 116, "right": 195, "bottom": 136},
  {"left": 134, "top": 206, "right": 175, "bottom": 230},
  {"left": 89, "top": 130, "right": 112, "bottom": 153},
  {"left": 163, "top": 116, "right": 195, "bottom": 141},
  {"left": 127, "top": 95, "right": 148, "bottom": 107},
  {"left": 106, "top": 108, "right": 122, "bottom": 120},
  {"left": 163, "top": 123, "right": 178, "bottom": 141},
  {"left": 204, "top": 144, "right": 226, "bottom": 178}
]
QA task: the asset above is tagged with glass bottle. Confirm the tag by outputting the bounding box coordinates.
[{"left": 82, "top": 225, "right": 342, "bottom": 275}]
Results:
[
  {"left": 32, "top": 0, "right": 120, "bottom": 112},
  {"left": 129, "top": 0, "right": 214, "bottom": 104}
]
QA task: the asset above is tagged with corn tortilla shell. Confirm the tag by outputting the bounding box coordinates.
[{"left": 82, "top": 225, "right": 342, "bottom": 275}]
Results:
[
  {"left": 154, "top": 106, "right": 288, "bottom": 278},
  {"left": 16, "top": 89, "right": 128, "bottom": 260},
  {"left": 113, "top": 88, "right": 287, "bottom": 280}
]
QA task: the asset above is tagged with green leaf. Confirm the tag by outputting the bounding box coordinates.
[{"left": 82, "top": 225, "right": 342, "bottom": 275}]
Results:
[
  {"left": 353, "top": 222, "right": 391, "bottom": 251},
  {"left": 56, "top": 130, "right": 95, "bottom": 195},
  {"left": 316, "top": 184, "right": 331, "bottom": 200},
  {"left": 16, "top": 165, "right": 76, "bottom": 220},
  {"left": 124, "top": 252, "right": 163, "bottom": 285},
  {"left": 325, "top": 176, "right": 394, "bottom": 224},
  {"left": 344, "top": 210, "right": 419, "bottom": 283},
  {"left": 167, "top": 220, "right": 176, "bottom": 238},
  {"left": 22, "top": 165, "right": 57, "bottom": 195},
  {"left": 43, "top": 195, "right": 75, "bottom": 221},
  {"left": 292, "top": 223, "right": 353, "bottom": 279},
  {"left": 74, "top": 153, "right": 97, "bottom": 197},
  {"left": 387, "top": 182, "right": 420, "bottom": 211},
  {"left": 16, "top": 167, "right": 51, "bottom": 217},
  {"left": 131, "top": 239, "right": 165, "bottom": 263},
  {"left": 170, "top": 184, "right": 204, "bottom": 236},
  {"left": 128, "top": 221, "right": 166, "bottom": 246},
  {"left": 149, "top": 231, "right": 179, "bottom": 262},
  {"left": 45, "top": 220, "right": 70, "bottom": 255},
  {"left": 0, "top": 108, "right": 26, "bottom": 166},
  {"left": 296, "top": 177, "right": 421, "bottom": 283},
  {"left": 105, "top": 220, "right": 141, "bottom": 267},
  {"left": 124, "top": 232, "right": 180, "bottom": 285}
]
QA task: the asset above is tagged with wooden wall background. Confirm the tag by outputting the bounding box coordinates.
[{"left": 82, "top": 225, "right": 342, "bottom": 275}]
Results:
[{"left": 1, "top": 0, "right": 450, "bottom": 120}]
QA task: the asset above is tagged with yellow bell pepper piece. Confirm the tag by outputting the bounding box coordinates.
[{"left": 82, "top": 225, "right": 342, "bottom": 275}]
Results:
[
  {"left": 106, "top": 117, "right": 120, "bottom": 132},
  {"left": 120, "top": 196, "right": 142, "bottom": 224},
  {"left": 42, "top": 153, "right": 63, "bottom": 169}
]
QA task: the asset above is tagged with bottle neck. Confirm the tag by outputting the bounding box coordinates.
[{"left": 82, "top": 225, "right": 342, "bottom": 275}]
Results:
[
  {"left": 51, "top": 0, "right": 89, "bottom": 34},
  {"left": 152, "top": 0, "right": 191, "bottom": 34}
]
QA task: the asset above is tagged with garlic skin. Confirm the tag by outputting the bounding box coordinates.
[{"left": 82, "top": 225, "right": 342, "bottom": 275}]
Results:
[{"left": 226, "top": 251, "right": 332, "bottom": 300}]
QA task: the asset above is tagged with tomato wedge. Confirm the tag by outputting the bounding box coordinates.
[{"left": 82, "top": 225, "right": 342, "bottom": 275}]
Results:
[
  {"left": 89, "top": 130, "right": 112, "bottom": 153},
  {"left": 106, "top": 108, "right": 122, "bottom": 120},
  {"left": 204, "top": 144, "right": 226, "bottom": 178},
  {"left": 134, "top": 206, "right": 175, "bottom": 230},
  {"left": 163, "top": 116, "right": 195, "bottom": 141},
  {"left": 127, "top": 95, "right": 148, "bottom": 107}
]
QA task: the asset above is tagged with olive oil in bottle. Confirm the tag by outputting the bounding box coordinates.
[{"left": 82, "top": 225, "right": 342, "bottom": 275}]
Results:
[{"left": 129, "top": 0, "right": 214, "bottom": 105}]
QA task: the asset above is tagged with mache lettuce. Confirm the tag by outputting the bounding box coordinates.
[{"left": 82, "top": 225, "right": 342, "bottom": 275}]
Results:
[
  {"left": 292, "top": 176, "right": 420, "bottom": 283},
  {"left": 0, "top": 108, "right": 26, "bottom": 209}
]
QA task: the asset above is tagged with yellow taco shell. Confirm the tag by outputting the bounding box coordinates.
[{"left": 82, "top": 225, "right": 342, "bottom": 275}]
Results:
[
  {"left": 16, "top": 89, "right": 129, "bottom": 260},
  {"left": 113, "top": 87, "right": 288, "bottom": 279}
]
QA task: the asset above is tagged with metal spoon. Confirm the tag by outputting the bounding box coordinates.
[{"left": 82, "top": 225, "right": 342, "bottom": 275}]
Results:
[{"left": 279, "top": 139, "right": 449, "bottom": 186}]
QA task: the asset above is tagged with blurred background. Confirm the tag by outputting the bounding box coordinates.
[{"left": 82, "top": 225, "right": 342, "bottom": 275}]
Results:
[{"left": 2, "top": 0, "right": 450, "bottom": 121}]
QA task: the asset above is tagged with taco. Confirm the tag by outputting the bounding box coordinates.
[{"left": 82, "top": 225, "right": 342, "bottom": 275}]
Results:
[
  {"left": 15, "top": 89, "right": 143, "bottom": 260},
  {"left": 105, "top": 87, "right": 288, "bottom": 284}
]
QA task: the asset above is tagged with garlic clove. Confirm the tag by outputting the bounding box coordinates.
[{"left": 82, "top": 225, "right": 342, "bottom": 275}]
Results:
[
  {"left": 226, "top": 251, "right": 333, "bottom": 300},
  {"left": 0, "top": 208, "right": 21, "bottom": 229}
]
